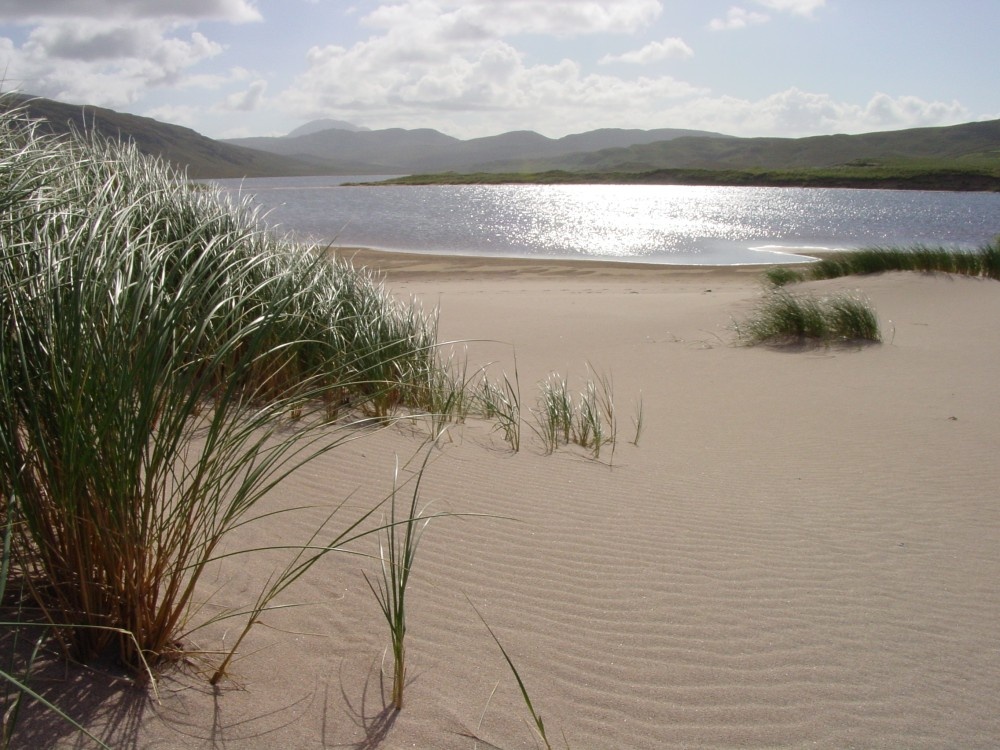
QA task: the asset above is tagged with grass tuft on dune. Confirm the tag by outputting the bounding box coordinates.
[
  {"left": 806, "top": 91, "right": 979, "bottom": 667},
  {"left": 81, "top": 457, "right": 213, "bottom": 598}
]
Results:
[{"left": 0, "top": 92, "right": 445, "bottom": 680}]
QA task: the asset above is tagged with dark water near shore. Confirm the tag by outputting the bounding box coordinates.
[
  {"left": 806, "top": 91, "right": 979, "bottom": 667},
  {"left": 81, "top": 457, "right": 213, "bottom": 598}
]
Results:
[{"left": 209, "top": 176, "right": 1000, "bottom": 265}]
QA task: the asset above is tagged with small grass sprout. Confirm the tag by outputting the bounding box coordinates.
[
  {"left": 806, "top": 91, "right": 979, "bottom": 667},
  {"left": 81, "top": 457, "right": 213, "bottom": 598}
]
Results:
[
  {"left": 631, "top": 392, "right": 645, "bottom": 447},
  {"left": 533, "top": 373, "right": 573, "bottom": 455},
  {"left": 363, "top": 451, "right": 434, "bottom": 711},
  {"left": 464, "top": 598, "right": 560, "bottom": 750},
  {"left": 762, "top": 265, "right": 806, "bottom": 287},
  {"left": 476, "top": 369, "right": 522, "bottom": 453}
]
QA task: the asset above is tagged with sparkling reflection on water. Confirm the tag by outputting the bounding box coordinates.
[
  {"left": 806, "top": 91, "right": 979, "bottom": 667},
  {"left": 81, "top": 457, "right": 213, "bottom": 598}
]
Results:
[{"left": 209, "top": 177, "right": 1000, "bottom": 265}]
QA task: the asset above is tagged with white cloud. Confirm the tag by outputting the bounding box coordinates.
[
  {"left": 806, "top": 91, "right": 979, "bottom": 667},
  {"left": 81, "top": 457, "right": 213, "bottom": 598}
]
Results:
[
  {"left": 363, "top": 0, "right": 662, "bottom": 38},
  {"left": 861, "top": 92, "right": 968, "bottom": 130},
  {"left": 0, "top": 0, "right": 261, "bottom": 23},
  {"left": 708, "top": 7, "right": 769, "bottom": 31},
  {"left": 671, "top": 88, "right": 969, "bottom": 137},
  {"left": 279, "top": 0, "right": 687, "bottom": 134},
  {"left": 0, "top": 0, "right": 258, "bottom": 110},
  {"left": 143, "top": 103, "right": 202, "bottom": 128},
  {"left": 281, "top": 24, "right": 707, "bottom": 137},
  {"left": 709, "top": 0, "right": 824, "bottom": 31},
  {"left": 755, "top": 0, "right": 826, "bottom": 16},
  {"left": 177, "top": 66, "right": 254, "bottom": 91},
  {"left": 223, "top": 79, "right": 267, "bottom": 111},
  {"left": 599, "top": 37, "right": 693, "bottom": 65},
  {"left": 3, "top": 18, "right": 224, "bottom": 107}
]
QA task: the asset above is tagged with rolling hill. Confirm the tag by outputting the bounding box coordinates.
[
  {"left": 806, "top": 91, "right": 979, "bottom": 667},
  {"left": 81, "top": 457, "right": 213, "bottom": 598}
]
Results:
[
  {"left": 504, "top": 119, "right": 1000, "bottom": 173},
  {"left": 224, "top": 124, "right": 733, "bottom": 173},
  {"left": 0, "top": 94, "right": 325, "bottom": 179},
  {"left": 4, "top": 92, "right": 998, "bottom": 189}
]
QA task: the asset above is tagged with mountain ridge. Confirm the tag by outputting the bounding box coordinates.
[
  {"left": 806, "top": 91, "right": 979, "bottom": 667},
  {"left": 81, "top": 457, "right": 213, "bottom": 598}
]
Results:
[
  {"left": 3, "top": 93, "right": 998, "bottom": 188},
  {"left": 1, "top": 93, "right": 325, "bottom": 179},
  {"left": 224, "top": 124, "right": 734, "bottom": 173}
]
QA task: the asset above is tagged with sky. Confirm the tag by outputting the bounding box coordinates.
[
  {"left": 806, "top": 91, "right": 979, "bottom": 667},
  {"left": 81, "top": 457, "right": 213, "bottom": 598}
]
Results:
[{"left": 0, "top": 0, "right": 997, "bottom": 141}]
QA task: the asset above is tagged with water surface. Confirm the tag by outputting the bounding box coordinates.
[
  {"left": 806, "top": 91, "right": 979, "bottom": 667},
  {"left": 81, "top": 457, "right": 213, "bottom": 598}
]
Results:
[{"left": 209, "top": 176, "right": 1000, "bottom": 265}]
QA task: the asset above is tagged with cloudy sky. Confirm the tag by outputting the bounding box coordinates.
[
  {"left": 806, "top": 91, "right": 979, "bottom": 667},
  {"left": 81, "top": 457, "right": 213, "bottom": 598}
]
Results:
[{"left": 1, "top": 0, "right": 997, "bottom": 141}]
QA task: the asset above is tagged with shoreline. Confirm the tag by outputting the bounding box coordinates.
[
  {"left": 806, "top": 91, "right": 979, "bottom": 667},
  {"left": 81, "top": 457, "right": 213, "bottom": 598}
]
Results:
[{"left": 327, "top": 245, "right": 791, "bottom": 283}]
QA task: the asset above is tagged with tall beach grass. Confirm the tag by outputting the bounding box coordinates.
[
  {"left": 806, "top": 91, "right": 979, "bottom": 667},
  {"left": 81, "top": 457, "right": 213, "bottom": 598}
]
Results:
[
  {"left": 0, "top": 94, "right": 445, "bottom": 679},
  {"left": 808, "top": 242, "right": 1000, "bottom": 280},
  {"left": 0, "top": 93, "right": 650, "bottom": 745},
  {"left": 763, "top": 239, "right": 1000, "bottom": 287},
  {"left": 736, "top": 289, "right": 881, "bottom": 346}
]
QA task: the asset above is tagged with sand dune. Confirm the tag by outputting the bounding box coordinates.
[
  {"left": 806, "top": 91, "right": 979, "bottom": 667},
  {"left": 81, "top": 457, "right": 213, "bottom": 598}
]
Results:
[{"left": 27, "top": 251, "right": 1000, "bottom": 749}]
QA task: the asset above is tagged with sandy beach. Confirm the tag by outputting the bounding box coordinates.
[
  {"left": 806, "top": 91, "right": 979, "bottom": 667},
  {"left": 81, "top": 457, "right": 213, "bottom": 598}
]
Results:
[{"left": 25, "top": 249, "right": 1000, "bottom": 749}]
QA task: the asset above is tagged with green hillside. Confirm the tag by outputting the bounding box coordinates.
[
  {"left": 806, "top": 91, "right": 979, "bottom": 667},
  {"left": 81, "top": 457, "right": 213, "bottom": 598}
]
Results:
[
  {"left": 485, "top": 120, "right": 1000, "bottom": 183},
  {"left": 1, "top": 94, "right": 326, "bottom": 179},
  {"left": 5, "top": 92, "right": 999, "bottom": 189}
]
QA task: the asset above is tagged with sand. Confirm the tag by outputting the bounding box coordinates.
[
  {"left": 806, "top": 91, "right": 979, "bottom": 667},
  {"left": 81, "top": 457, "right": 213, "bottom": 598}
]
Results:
[{"left": 23, "top": 250, "right": 1000, "bottom": 749}]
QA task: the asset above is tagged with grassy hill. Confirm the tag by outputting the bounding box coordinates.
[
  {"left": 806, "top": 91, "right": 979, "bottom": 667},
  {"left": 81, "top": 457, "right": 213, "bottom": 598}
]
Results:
[
  {"left": 5, "top": 92, "right": 999, "bottom": 189},
  {"left": 366, "top": 163, "right": 1000, "bottom": 191},
  {"left": 365, "top": 119, "right": 1000, "bottom": 191},
  {"left": 223, "top": 125, "right": 732, "bottom": 174},
  {"left": 1, "top": 94, "right": 326, "bottom": 179},
  {"left": 480, "top": 120, "right": 1000, "bottom": 185}
]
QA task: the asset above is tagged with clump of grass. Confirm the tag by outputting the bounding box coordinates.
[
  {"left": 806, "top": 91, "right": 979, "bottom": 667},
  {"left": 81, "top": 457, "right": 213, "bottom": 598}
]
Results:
[
  {"left": 574, "top": 372, "right": 616, "bottom": 460},
  {"left": 534, "top": 373, "right": 573, "bottom": 455},
  {"left": 808, "top": 240, "right": 1000, "bottom": 281},
  {"left": 476, "top": 368, "right": 522, "bottom": 452},
  {"left": 824, "top": 292, "right": 882, "bottom": 342},
  {"left": 412, "top": 346, "right": 478, "bottom": 435},
  {"left": 530, "top": 367, "right": 638, "bottom": 460},
  {"left": 736, "top": 289, "right": 881, "bottom": 345},
  {"left": 0, "top": 93, "right": 446, "bottom": 679},
  {"left": 762, "top": 265, "right": 806, "bottom": 287}
]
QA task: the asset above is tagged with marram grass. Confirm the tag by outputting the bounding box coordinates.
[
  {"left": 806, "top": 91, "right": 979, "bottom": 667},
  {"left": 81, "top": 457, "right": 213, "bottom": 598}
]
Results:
[
  {"left": 764, "top": 239, "right": 1000, "bottom": 286},
  {"left": 0, "top": 94, "right": 443, "bottom": 675},
  {"left": 737, "top": 289, "right": 881, "bottom": 345},
  {"left": 0, "top": 92, "right": 649, "bottom": 744},
  {"left": 808, "top": 243, "right": 1000, "bottom": 280},
  {"left": 530, "top": 367, "right": 639, "bottom": 460}
]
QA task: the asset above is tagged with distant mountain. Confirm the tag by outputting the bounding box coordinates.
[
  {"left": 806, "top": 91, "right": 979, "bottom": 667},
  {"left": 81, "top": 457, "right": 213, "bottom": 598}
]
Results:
[
  {"left": 224, "top": 119, "right": 1000, "bottom": 178},
  {"left": 228, "top": 127, "right": 466, "bottom": 173},
  {"left": 494, "top": 120, "right": 1000, "bottom": 173},
  {"left": 7, "top": 92, "right": 998, "bottom": 185},
  {"left": 285, "top": 118, "right": 371, "bottom": 137},
  {"left": 223, "top": 126, "right": 734, "bottom": 174},
  {"left": 1, "top": 94, "right": 326, "bottom": 179}
]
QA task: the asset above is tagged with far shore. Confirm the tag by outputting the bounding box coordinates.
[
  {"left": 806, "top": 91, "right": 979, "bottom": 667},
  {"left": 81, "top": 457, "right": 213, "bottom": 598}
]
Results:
[{"left": 348, "top": 166, "right": 1000, "bottom": 192}]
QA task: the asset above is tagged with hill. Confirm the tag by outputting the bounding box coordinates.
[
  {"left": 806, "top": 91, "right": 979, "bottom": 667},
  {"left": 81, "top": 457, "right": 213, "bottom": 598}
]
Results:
[
  {"left": 225, "top": 116, "right": 1000, "bottom": 188},
  {"left": 1, "top": 94, "right": 326, "bottom": 179},
  {"left": 504, "top": 120, "right": 1000, "bottom": 173},
  {"left": 285, "top": 118, "right": 370, "bottom": 137},
  {"left": 223, "top": 125, "right": 733, "bottom": 173},
  {"left": 6, "top": 92, "right": 999, "bottom": 189}
]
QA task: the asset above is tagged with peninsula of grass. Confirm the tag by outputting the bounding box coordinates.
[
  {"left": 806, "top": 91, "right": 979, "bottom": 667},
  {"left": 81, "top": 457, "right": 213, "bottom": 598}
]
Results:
[
  {"left": 349, "top": 163, "right": 1000, "bottom": 192},
  {"left": 763, "top": 240, "right": 1000, "bottom": 286}
]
